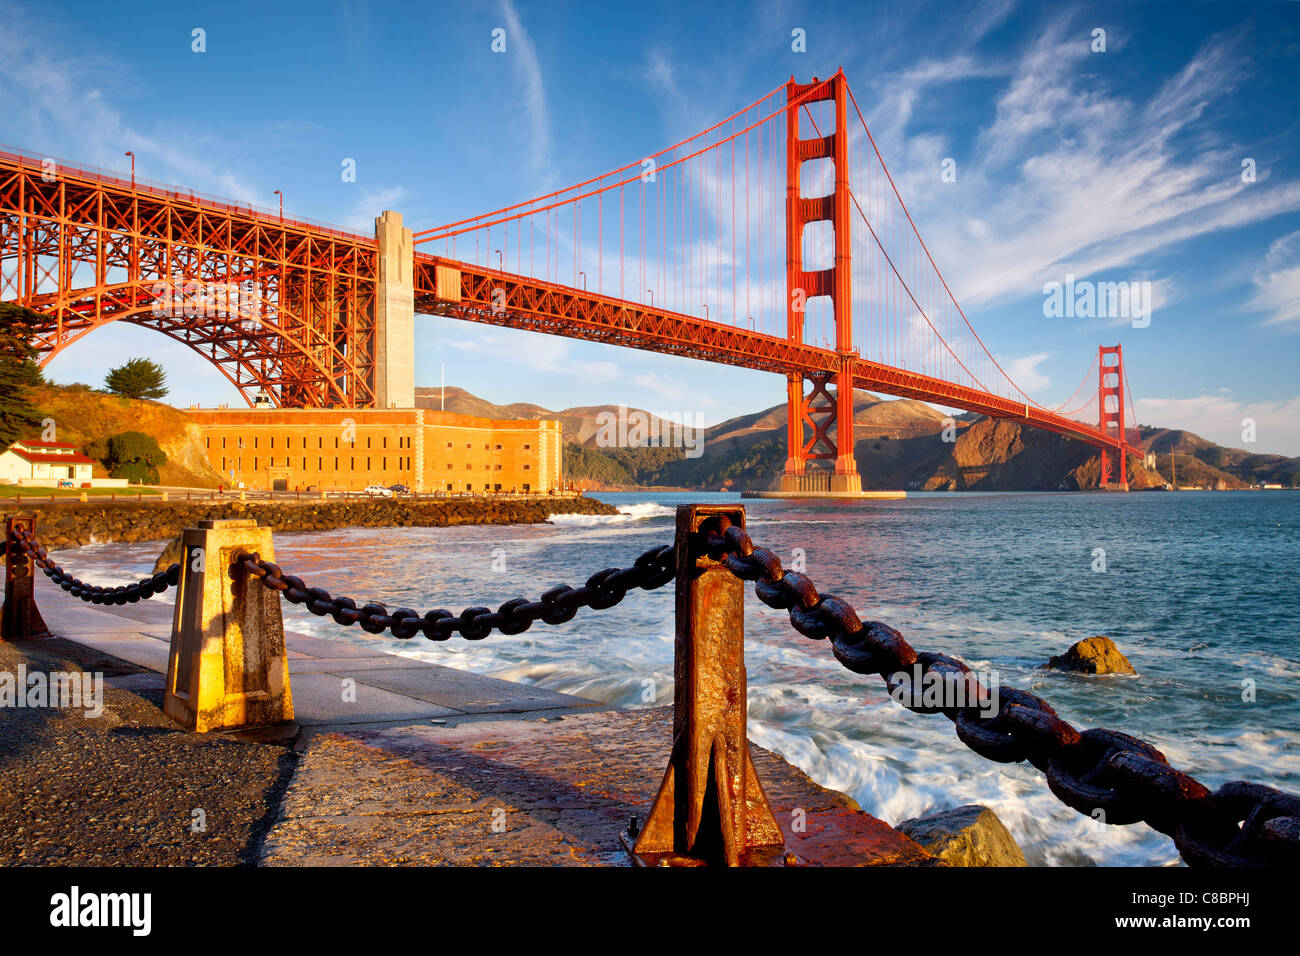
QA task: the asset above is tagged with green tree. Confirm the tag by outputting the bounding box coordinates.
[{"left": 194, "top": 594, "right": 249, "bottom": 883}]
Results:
[
  {"left": 0, "top": 302, "right": 47, "bottom": 448},
  {"left": 104, "top": 357, "right": 168, "bottom": 400},
  {"left": 103, "top": 430, "right": 168, "bottom": 484}
]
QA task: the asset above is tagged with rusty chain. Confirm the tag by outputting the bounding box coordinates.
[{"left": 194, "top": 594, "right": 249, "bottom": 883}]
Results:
[
  {"left": 229, "top": 543, "right": 676, "bottom": 641},
  {"left": 702, "top": 513, "right": 1300, "bottom": 867},
  {"left": 8, "top": 524, "right": 180, "bottom": 604}
]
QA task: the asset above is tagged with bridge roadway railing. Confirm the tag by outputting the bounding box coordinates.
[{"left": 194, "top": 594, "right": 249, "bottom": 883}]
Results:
[{"left": 2, "top": 508, "right": 1296, "bottom": 868}]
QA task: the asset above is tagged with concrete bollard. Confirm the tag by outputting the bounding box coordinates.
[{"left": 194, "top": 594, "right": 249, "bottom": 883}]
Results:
[
  {"left": 1, "top": 516, "right": 51, "bottom": 642},
  {"left": 160, "top": 491, "right": 168, "bottom": 502},
  {"left": 79, "top": 492, "right": 87, "bottom": 503},
  {"left": 163, "top": 519, "right": 293, "bottom": 732},
  {"left": 239, "top": 490, "right": 246, "bottom": 501}
]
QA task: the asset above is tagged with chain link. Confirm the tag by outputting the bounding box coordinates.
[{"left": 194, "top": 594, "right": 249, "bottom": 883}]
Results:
[
  {"left": 230, "top": 543, "right": 676, "bottom": 642},
  {"left": 9, "top": 524, "right": 180, "bottom": 604},
  {"left": 703, "top": 513, "right": 1300, "bottom": 867}
]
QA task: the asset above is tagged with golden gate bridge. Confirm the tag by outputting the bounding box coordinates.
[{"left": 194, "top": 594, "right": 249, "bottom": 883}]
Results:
[{"left": 0, "top": 69, "right": 1140, "bottom": 490}]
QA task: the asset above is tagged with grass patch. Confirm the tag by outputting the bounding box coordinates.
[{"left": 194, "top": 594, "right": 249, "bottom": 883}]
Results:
[{"left": 0, "top": 486, "right": 164, "bottom": 499}]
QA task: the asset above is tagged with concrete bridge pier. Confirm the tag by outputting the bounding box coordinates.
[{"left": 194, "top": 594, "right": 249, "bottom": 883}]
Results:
[{"left": 374, "top": 210, "right": 415, "bottom": 410}]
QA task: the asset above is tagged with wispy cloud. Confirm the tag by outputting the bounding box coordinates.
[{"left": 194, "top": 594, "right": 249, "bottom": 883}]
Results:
[
  {"left": 499, "top": 0, "right": 554, "bottom": 188},
  {"left": 1134, "top": 393, "right": 1300, "bottom": 457},
  {"left": 857, "top": 19, "right": 1300, "bottom": 326},
  {"left": 1248, "top": 231, "right": 1300, "bottom": 326},
  {"left": 0, "top": 7, "right": 262, "bottom": 203},
  {"left": 343, "top": 186, "right": 410, "bottom": 232}
]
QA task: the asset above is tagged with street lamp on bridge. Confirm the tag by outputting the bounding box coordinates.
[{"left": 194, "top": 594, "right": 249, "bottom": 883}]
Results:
[
  {"left": 273, "top": 189, "right": 283, "bottom": 222},
  {"left": 495, "top": 249, "right": 503, "bottom": 271},
  {"left": 124, "top": 151, "right": 134, "bottom": 189},
  {"left": 577, "top": 270, "right": 585, "bottom": 290}
]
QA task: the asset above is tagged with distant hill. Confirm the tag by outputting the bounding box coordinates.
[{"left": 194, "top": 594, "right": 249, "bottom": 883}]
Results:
[{"left": 426, "top": 385, "right": 1297, "bottom": 492}]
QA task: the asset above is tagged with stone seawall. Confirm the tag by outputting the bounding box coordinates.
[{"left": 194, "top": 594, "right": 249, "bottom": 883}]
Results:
[{"left": 2, "top": 496, "right": 619, "bottom": 550}]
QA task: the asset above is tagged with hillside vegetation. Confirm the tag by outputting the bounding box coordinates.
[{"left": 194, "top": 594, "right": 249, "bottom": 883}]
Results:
[{"left": 26, "top": 385, "right": 224, "bottom": 488}]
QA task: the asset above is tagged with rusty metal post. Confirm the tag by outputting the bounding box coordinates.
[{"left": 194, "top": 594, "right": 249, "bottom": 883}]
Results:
[
  {"left": 1, "top": 515, "right": 51, "bottom": 642},
  {"left": 627, "top": 503, "right": 785, "bottom": 866}
]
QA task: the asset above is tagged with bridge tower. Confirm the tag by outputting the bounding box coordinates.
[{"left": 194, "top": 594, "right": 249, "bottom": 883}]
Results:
[
  {"left": 1098, "top": 344, "right": 1129, "bottom": 491},
  {"left": 781, "top": 71, "right": 862, "bottom": 494}
]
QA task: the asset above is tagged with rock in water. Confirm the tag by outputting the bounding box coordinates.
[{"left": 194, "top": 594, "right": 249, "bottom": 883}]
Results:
[
  {"left": 896, "top": 805, "right": 1027, "bottom": 867},
  {"left": 1044, "top": 635, "right": 1137, "bottom": 675},
  {"left": 153, "top": 534, "right": 185, "bottom": 574}
]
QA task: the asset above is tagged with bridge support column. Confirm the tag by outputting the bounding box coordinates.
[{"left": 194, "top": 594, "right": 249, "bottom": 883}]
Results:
[
  {"left": 832, "top": 357, "right": 861, "bottom": 493},
  {"left": 375, "top": 210, "right": 415, "bottom": 410},
  {"left": 781, "top": 374, "right": 807, "bottom": 489}
]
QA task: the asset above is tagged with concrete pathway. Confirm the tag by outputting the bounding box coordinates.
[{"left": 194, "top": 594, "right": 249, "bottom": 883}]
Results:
[
  {"left": 26, "top": 571, "right": 934, "bottom": 866},
  {"left": 34, "top": 573, "right": 603, "bottom": 730}
]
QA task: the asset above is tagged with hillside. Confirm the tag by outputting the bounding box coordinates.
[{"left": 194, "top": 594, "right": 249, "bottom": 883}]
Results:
[
  {"left": 429, "top": 385, "right": 1289, "bottom": 492},
  {"left": 26, "top": 385, "right": 224, "bottom": 487}
]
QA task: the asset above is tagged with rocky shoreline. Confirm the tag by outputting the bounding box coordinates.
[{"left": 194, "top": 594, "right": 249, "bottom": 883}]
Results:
[{"left": 2, "top": 495, "right": 619, "bottom": 550}]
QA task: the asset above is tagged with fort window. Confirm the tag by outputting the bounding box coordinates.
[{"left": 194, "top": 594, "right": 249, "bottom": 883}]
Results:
[
  {"left": 523, "top": 443, "right": 531, "bottom": 450},
  {"left": 254, "top": 457, "right": 259, "bottom": 470},
  {"left": 382, "top": 457, "right": 386, "bottom": 469},
  {"left": 318, "top": 458, "right": 322, "bottom": 470},
  {"left": 350, "top": 457, "right": 355, "bottom": 470},
  {"left": 447, "top": 463, "right": 452, "bottom": 470},
  {"left": 495, "top": 444, "right": 502, "bottom": 450},
  {"left": 523, "top": 464, "right": 531, "bottom": 470}
]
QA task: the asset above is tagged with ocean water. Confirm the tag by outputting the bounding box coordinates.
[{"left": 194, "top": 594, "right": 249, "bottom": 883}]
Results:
[{"left": 55, "top": 490, "right": 1299, "bottom": 866}]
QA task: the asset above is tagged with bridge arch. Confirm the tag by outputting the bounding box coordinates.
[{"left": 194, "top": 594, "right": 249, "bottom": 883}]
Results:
[{"left": 23, "top": 279, "right": 369, "bottom": 408}]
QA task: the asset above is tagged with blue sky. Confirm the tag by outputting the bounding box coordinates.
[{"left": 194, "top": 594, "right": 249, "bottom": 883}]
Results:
[{"left": 3, "top": 0, "right": 1299, "bottom": 453}]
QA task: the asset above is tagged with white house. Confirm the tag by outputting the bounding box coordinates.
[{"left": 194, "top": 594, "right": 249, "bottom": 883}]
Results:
[{"left": 0, "top": 440, "right": 97, "bottom": 486}]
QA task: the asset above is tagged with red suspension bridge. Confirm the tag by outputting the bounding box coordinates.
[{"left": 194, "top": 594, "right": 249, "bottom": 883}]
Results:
[{"left": 0, "top": 69, "right": 1139, "bottom": 490}]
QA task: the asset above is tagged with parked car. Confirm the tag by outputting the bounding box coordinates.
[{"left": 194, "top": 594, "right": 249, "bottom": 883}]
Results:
[
  {"left": 363, "top": 485, "right": 395, "bottom": 497},
  {"left": 388, "top": 484, "right": 409, "bottom": 494}
]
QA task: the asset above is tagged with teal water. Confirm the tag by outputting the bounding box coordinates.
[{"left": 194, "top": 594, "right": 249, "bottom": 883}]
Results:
[{"left": 62, "top": 490, "right": 1299, "bottom": 865}]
